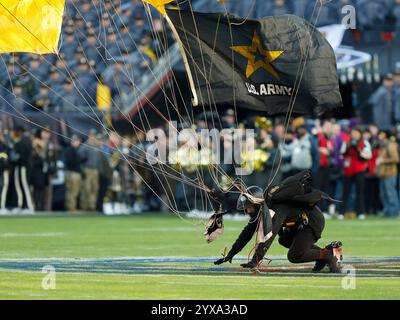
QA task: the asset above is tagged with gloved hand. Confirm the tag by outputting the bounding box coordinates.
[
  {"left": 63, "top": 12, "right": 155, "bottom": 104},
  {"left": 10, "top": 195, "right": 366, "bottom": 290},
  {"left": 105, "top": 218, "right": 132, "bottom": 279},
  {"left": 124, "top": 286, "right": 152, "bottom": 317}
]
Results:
[
  {"left": 214, "top": 256, "right": 232, "bottom": 265},
  {"left": 240, "top": 261, "right": 258, "bottom": 269}
]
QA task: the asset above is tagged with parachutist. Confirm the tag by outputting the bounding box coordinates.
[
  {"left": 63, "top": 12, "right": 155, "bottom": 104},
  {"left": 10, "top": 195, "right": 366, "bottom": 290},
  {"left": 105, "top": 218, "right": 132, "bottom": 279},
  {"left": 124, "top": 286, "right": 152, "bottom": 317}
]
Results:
[{"left": 205, "top": 170, "right": 343, "bottom": 273}]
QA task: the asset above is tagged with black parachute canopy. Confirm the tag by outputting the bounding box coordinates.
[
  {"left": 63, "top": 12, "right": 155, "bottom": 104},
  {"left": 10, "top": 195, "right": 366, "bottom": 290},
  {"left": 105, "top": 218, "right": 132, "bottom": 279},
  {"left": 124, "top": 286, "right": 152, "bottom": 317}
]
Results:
[{"left": 166, "top": 10, "right": 343, "bottom": 116}]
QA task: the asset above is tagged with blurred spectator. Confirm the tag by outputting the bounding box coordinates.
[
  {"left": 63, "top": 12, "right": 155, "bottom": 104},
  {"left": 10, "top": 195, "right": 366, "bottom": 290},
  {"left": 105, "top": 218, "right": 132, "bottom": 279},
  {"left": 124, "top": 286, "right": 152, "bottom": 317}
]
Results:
[
  {"left": 27, "top": 57, "right": 49, "bottom": 89},
  {"left": 61, "top": 78, "right": 85, "bottom": 109},
  {"left": 79, "top": 130, "right": 101, "bottom": 211},
  {"left": 394, "top": 0, "right": 400, "bottom": 28},
  {"left": 96, "top": 134, "right": 112, "bottom": 213},
  {"left": 369, "top": 74, "right": 398, "bottom": 130},
  {"left": 376, "top": 130, "right": 400, "bottom": 217},
  {"left": 41, "top": 128, "right": 58, "bottom": 211},
  {"left": 30, "top": 138, "right": 47, "bottom": 211},
  {"left": 49, "top": 67, "right": 66, "bottom": 95},
  {"left": 357, "top": 0, "right": 391, "bottom": 30},
  {"left": 222, "top": 109, "right": 237, "bottom": 129},
  {"left": 0, "top": 130, "right": 10, "bottom": 214},
  {"left": 64, "top": 135, "right": 85, "bottom": 212},
  {"left": 32, "top": 84, "right": 55, "bottom": 111},
  {"left": 75, "top": 58, "right": 97, "bottom": 107},
  {"left": 315, "top": 120, "right": 334, "bottom": 213},
  {"left": 364, "top": 125, "right": 381, "bottom": 215},
  {"left": 8, "top": 80, "right": 30, "bottom": 111},
  {"left": 394, "top": 71, "right": 400, "bottom": 117},
  {"left": 83, "top": 29, "right": 102, "bottom": 66},
  {"left": 278, "top": 126, "right": 295, "bottom": 179},
  {"left": 306, "top": 0, "right": 339, "bottom": 26},
  {"left": 289, "top": 124, "right": 313, "bottom": 175},
  {"left": 329, "top": 122, "right": 346, "bottom": 213},
  {"left": 260, "top": 129, "right": 282, "bottom": 184},
  {"left": 60, "top": 30, "right": 78, "bottom": 62},
  {"left": 103, "top": 60, "right": 134, "bottom": 106},
  {"left": 261, "top": 0, "right": 291, "bottom": 18},
  {"left": 9, "top": 126, "right": 34, "bottom": 214},
  {"left": 339, "top": 126, "right": 372, "bottom": 219}
]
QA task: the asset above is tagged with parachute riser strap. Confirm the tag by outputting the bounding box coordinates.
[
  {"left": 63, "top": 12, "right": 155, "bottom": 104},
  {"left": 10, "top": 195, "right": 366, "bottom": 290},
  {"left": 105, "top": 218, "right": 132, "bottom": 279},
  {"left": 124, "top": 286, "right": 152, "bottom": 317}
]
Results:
[{"left": 164, "top": 13, "right": 199, "bottom": 106}]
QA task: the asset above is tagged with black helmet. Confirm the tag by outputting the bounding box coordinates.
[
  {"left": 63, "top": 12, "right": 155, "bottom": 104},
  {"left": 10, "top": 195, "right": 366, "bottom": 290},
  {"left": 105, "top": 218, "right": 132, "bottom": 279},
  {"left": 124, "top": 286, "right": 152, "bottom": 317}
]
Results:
[{"left": 236, "top": 186, "right": 264, "bottom": 211}]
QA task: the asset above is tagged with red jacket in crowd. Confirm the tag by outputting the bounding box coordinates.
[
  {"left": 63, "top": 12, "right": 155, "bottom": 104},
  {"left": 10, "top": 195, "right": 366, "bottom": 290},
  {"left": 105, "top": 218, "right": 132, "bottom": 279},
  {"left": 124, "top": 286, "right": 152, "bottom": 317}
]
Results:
[
  {"left": 342, "top": 139, "right": 372, "bottom": 177},
  {"left": 317, "top": 132, "right": 332, "bottom": 168}
]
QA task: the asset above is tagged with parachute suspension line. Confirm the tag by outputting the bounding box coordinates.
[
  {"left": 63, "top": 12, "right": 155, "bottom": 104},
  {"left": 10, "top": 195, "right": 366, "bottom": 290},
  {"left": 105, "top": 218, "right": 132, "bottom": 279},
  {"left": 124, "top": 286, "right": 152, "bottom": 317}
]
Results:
[
  {"left": 184, "top": 2, "right": 249, "bottom": 195},
  {"left": 264, "top": 0, "right": 325, "bottom": 190},
  {"left": 153, "top": 5, "right": 216, "bottom": 212},
  {"left": 1, "top": 2, "right": 211, "bottom": 226},
  {"left": 0, "top": 86, "right": 206, "bottom": 205},
  {"left": 71, "top": 0, "right": 214, "bottom": 209},
  {"left": 167, "top": 6, "right": 243, "bottom": 199},
  {"left": 3, "top": 21, "right": 201, "bottom": 224},
  {"left": 228, "top": 0, "right": 257, "bottom": 26},
  {"left": 208, "top": 1, "right": 319, "bottom": 194},
  {"left": 165, "top": 13, "right": 199, "bottom": 106},
  {"left": 137, "top": 5, "right": 225, "bottom": 218},
  {"left": 142, "top": 7, "right": 226, "bottom": 218},
  {"left": 134, "top": 8, "right": 217, "bottom": 220}
]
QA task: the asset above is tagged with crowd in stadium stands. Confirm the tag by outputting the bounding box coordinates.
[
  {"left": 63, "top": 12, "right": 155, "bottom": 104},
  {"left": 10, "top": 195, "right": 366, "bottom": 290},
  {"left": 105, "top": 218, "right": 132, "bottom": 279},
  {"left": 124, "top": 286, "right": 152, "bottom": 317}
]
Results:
[
  {"left": 0, "top": 0, "right": 165, "bottom": 113},
  {"left": 1, "top": 67, "right": 400, "bottom": 219},
  {"left": 1, "top": 0, "right": 400, "bottom": 114},
  {"left": 203, "top": 0, "right": 400, "bottom": 29},
  {"left": 2, "top": 0, "right": 400, "bottom": 218}
]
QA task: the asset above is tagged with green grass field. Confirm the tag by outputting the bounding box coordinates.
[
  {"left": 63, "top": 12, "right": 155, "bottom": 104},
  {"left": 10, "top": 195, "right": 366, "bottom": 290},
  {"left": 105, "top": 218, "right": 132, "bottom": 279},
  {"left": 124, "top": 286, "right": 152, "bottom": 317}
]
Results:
[{"left": 0, "top": 214, "right": 399, "bottom": 299}]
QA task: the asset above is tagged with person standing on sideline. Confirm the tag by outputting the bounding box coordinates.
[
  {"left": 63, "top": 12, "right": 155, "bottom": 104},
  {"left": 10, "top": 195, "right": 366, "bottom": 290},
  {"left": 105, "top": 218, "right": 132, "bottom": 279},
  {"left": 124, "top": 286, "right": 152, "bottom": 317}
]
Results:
[
  {"left": 79, "top": 130, "right": 101, "bottom": 211},
  {"left": 40, "top": 128, "right": 58, "bottom": 211},
  {"left": 289, "top": 124, "right": 313, "bottom": 176},
  {"left": 30, "top": 139, "right": 47, "bottom": 211},
  {"left": 375, "top": 131, "right": 400, "bottom": 217},
  {"left": 64, "top": 135, "right": 85, "bottom": 212},
  {"left": 9, "top": 126, "right": 34, "bottom": 214},
  {"left": 0, "top": 131, "right": 11, "bottom": 214},
  {"left": 339, "top": 127, "right": 372, "bottom": 220},
  {"left": 96, "top": 134, "right": 112, "bottom": 213},
  {"left": 315, "top": 120, "right": 334, "bottom": 214}
]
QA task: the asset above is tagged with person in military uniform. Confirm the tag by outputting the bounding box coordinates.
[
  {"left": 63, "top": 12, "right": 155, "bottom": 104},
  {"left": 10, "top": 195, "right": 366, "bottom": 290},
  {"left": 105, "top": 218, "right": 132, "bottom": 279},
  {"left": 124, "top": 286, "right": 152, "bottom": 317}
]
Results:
[
  {"left": 0, "top": 130, "right": 11, "bottom": 214},
  {"left": 207, "top": 170, "right": 342, "bottom": 273}
]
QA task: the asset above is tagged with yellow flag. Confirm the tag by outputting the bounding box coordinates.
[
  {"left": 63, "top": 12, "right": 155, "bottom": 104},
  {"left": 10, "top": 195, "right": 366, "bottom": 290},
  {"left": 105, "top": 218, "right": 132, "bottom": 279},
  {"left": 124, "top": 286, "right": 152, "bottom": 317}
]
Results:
[
  {"left": 142, "top": 0, "right": 174, "bottom": 15},
  {"left": 96, "top": 82, "right": 112, "bottom": 111},
  {"left": 0, "top": 0, "right": 65, "bottom": 54}
]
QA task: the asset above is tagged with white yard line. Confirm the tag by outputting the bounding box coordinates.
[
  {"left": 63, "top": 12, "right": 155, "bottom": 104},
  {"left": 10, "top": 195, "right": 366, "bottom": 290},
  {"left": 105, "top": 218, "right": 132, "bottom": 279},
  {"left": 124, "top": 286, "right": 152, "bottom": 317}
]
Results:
[
  {"left": 159, "top": 281, "right": 339, "bottom": 289},
  {"left": 0, "top": 268, "right": 397, "bottom": 279},
  {"left": 0, "top": 232, "right": 66, "bottom": 238}
]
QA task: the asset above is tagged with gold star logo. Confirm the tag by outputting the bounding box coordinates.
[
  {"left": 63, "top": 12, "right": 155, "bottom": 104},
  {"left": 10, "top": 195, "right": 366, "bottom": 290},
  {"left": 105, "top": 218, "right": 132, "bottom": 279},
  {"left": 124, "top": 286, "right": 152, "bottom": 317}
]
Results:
[{"left": 230, "top": 31, "right": 284, "bottom": 79}]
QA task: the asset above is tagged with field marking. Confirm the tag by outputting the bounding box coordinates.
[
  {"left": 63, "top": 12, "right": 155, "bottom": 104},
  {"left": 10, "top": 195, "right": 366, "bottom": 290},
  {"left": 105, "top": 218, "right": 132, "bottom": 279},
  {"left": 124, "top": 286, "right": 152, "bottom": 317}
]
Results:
[
  {"left": 1, "top": 268, "right": 398, "bottom": 280},
  {"left": 0, "top": 256, "right": 253, "bottom": 262},
  {"left": 0, "top": 291, "right": 139, "bottom": 300},
  {"left": 0, "top": 232, "right": 66, "bottom": 238},
  {"left": 0, "top": 255, "right": 398, "bottom": 262},
  {"left": 159, "top": 280, "right": 339, "bottom": 289},
  {"left": 0, "top": 256, "right": 398, "bottom": 279}
]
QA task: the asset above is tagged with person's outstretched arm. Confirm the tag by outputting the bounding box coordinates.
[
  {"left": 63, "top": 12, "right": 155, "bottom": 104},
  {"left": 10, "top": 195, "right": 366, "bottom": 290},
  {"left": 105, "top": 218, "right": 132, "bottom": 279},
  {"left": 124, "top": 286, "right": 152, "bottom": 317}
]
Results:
[{"left": 214, "top": 217, "right": 258, "bottom": 265}]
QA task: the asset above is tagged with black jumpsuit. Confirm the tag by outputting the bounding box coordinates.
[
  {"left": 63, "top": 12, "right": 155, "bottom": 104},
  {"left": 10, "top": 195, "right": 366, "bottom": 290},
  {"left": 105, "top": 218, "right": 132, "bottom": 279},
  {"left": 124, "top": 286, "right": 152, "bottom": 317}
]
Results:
[{"left": 222, "top": 170, "right": 326, "bottom": 265}]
